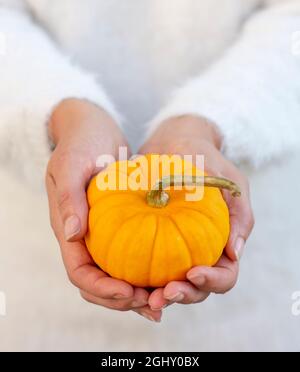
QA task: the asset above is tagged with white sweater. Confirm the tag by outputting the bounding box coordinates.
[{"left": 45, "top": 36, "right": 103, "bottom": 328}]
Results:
[
  {"left": 0, "top": 0, "right": 300, "bottom": 184},
  {"left": 1, "top": 1, "right": 300, "bottom": 352}
]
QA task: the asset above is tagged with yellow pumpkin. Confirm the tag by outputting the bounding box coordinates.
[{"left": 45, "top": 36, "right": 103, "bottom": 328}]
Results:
[{"left": 85, "top": 154, "right": 240, "bottom": 288}]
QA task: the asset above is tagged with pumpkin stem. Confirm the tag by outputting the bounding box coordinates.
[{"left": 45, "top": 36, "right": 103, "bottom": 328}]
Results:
[{"left": 146, "top": 175, "right": 241, "bottom": 208}]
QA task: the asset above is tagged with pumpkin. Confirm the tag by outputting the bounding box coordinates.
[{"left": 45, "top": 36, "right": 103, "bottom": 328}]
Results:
[{"left": 85, "top": 154, "right": 241, "bottom": 288}]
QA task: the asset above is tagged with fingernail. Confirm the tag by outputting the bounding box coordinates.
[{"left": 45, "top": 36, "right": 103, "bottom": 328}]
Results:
[
  {"left": 140, "top": 311, "right": 161, "bottom": 323},
  {"left": 64, "top": 215, "right": 81, "bottom": 241},
  {"left": 234, "top": 237, "right": 245, "bottom": 261},
  {"left": 166, "top": 292, "right": 184, "bottom": 303},
  {"left": 187, "top": 274, "right": 206, "bottom": 286}
]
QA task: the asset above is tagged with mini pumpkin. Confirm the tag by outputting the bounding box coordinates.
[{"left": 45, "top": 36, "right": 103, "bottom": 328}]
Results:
[{"left": 85, "top": 154, "right": 240, "bottom": 288}]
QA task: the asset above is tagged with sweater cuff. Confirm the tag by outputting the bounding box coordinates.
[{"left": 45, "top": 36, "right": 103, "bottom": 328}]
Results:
[
  {"left": 4, "top": 71, "right": 121, "bottom": 188},
  {"left": 0, "top": 8, "right": 122, "bottom": 188}
]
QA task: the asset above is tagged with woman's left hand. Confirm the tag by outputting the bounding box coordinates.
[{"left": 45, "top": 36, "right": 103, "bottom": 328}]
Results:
[{"left": 138, "top": 115, "right": 255, "bottom": 312}]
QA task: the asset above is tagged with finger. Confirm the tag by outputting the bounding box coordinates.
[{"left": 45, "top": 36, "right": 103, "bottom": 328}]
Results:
[
  {"left": 226, "top": 180, "right": 255, "bottom": 261},
  {"left": 48, "top": 152, "right": 94, "bottom": 242},
  {"left": 133, "top": 306, "right": 163, "bottom": 323},
  {"left": 80, "top": 290, "right": 130, "bottom": 310},
  {"left": 218, "top": 167, "right": 254, "bottom": 262},
  {"left": 187, "top": 256, "right": 239, "bottom": 294},
  {"left": 47, "top": 180, "right": 135, "bottom": 300},
  {"left": 71, "top": 259, "right": 135, "bottom": 299},
  {"left": 46, "top": 175, "right": 63, "bottom": 241},
  {"left": 130, "top": 287, "right": 151, "bottom": 308},
  {"left": 163, "top": 281, "right": 210, "bottom": 304},
  {"left": 46, "top": 175, "right": 87, "bottom": 244},
  {"left": 148, "top": 288, "right": 170, "bottom": 311},
  {"left": 80, "top": 287, "right": 148, "bottom": 311}
]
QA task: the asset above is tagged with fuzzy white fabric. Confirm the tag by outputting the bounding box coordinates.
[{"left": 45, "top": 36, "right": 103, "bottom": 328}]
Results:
[
  {"left": 0, "top": 0, "right": 300, "bottom": 352},
  {"left": 0, "top": 0, "right": 300, "bottom": 182},
  {"left": 149, "top": 1, "right": 300, "bottom": 168},
  {"left": 0, "top": 5, "right": 120, "bottom": 186}
]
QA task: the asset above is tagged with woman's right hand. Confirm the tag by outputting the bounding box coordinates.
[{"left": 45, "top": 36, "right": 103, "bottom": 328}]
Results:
[{"left": 46, "top": 99, "right": 162, "bottom": 322}]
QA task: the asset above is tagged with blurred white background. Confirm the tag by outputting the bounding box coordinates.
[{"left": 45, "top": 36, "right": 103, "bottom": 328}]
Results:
[{"left": 0, "top": 149, "right": 300, "bottom": 352}]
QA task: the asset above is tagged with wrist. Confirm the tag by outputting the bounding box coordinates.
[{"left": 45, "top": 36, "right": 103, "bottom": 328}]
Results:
[
  {"left": 48, "top": 98, "right": 119, "bottom": 146},
  {"left": 146, "top": 115, "right": 222, "bottom": 151},
  {"left": 176, "top": 115, "right": 222, "bottom": 149}
]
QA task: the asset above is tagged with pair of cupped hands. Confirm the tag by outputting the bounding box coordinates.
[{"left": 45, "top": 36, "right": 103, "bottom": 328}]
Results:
[{"left": 46, "top": 99, "right": 254, "bottom": 322}]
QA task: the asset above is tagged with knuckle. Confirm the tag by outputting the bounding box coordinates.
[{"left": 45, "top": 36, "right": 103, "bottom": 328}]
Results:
[
  {"left": 48, "top": 213, "right": 60, "bottom": 240},
  {"left": 80, "top": 291, "right": 90, "bottom": 302},
  {"left": 48, "top": 213, "right": 56, "bottom": 230},
  {"left": 215, "top": 277, "right": 237, "bottom": 295},
  {"left": 226, "top": 283, "right": 235, "bottom": 294},
  {"left": 57, "top": 189, "right": 72, "bottom": 210},
  {"left": 217, "top": 286, "right": 232, "bottom": 295},
  {"left": 249, "top": 214, "right": 255, "bottom": 232},
  {"left": 109, "top": 299, "right": 132, "bottom": 312},
  {"left": 245, "top": 210, "right": 255, "bottom": 234},
  {"left": 194, "top": 293, "right": 210, "bottom": 304},
  {"left": 222, "top": 279, "right": 238, "bottom": 295},
  {"left": 67, "top": 271, "right": 80, "bottom": 288},
  {"left": 50, "top": 220, "right": 59, "bottom": 240},
  {"left": 46, "top": 157, "right": 55, "bottom": 174},
  {"left": 79, "top": 291, "right": 96, "bottom": 305}
]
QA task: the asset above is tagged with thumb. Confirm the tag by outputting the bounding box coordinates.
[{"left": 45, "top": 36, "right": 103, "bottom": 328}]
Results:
[
  {"left": 54, "top": 160, "right": 91, "bottom": 242},
  {"left": 225, "top": 192, "right": 255, "bottom": 262}
]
